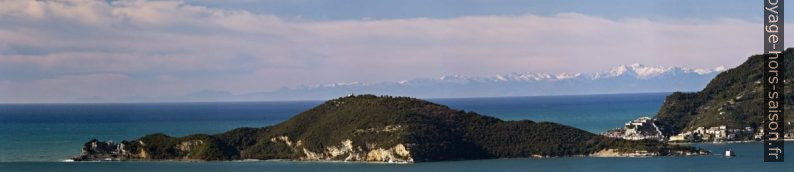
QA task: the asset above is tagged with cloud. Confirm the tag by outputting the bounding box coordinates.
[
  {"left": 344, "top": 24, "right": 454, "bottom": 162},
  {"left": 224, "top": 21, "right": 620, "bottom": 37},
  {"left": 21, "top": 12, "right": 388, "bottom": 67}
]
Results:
[{"left": 0, "top": 0, "right": 774, "bottom": 102}]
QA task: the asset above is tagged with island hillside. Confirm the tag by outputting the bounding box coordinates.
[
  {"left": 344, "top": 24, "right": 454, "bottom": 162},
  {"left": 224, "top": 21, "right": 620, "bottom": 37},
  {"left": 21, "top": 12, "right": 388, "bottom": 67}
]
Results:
[
  {"left": 75, "top": 95, "right": 705, "bottom": 162},
  {"left": 655, "top": 48, "right": 794, "bottom": 140}
]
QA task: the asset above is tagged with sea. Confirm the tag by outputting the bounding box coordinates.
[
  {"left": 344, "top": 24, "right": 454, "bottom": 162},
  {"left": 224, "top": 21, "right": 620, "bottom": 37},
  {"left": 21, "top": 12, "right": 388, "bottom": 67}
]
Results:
[{"left": 0, "top": 92, "right": 792, "bottom": 172}]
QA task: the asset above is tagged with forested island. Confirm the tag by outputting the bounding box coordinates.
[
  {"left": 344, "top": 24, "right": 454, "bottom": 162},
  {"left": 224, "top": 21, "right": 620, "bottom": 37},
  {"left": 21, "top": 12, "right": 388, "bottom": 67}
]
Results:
[{"left": 74, "top": 95, "right": 705, "bottom": 162}]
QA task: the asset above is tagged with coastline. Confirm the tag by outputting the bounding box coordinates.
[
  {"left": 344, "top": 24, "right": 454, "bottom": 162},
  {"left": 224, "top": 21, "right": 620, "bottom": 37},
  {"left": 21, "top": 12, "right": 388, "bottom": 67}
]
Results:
[
  {"left": 669, "top": 139, "right": 794, "bottom": 145},
  {"left": 64, "top": 149, "right": 710, "bottom": 163}
]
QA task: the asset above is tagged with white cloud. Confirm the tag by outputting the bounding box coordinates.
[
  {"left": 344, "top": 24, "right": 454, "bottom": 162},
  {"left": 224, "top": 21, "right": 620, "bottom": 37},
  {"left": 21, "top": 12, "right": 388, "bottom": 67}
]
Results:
[{"left": 0, "top": 0, "right": 775, "bottom": 102}]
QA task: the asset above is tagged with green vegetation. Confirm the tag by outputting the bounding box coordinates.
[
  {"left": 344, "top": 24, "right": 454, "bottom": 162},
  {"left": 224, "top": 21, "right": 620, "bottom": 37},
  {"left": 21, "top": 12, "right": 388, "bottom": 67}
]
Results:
[
  {"left": 655, "top": 48, "right": 794, "bottom": 137},
  {"left": 77, "top": 95, "right": 703, "bottom": 162}
]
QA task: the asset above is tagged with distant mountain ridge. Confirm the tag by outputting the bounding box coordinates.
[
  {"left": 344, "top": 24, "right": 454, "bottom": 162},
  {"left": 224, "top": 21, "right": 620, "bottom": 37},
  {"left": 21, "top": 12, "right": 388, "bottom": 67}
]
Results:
[
  {"left": 426, "top": 63, "right": 725, "bottom": 82},
  {"left": 307, "top": 63, "right": 725, "bottom": 87},
  {"left": 119, "top": 64, "right": 726, "bottom": 102}
]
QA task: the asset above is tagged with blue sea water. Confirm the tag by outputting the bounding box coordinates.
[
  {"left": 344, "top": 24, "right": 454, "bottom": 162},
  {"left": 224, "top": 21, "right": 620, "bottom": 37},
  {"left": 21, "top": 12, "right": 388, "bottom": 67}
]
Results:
[{"left": 0, "top": 92, "right": 792, "bottom": 171}]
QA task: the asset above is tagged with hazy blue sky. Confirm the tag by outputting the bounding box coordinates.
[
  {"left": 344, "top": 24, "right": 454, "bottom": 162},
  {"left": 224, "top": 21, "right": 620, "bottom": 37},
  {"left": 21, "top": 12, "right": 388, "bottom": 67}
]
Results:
[
  {"left": 0, "top": 0, "right": 787, "bottom": 102},
  {"left": 187, "top": 0, "right": 759, "bottom": 20}
]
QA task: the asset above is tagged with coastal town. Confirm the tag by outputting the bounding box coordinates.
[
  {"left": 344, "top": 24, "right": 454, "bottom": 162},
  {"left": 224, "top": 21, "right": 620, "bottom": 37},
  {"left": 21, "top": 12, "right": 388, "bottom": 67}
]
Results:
[
  {"left": 603, "top": 116, "right": 794, "bottom": 143},
  {"left": 603, "top": 117, "right": 666, "bottom": 141}
]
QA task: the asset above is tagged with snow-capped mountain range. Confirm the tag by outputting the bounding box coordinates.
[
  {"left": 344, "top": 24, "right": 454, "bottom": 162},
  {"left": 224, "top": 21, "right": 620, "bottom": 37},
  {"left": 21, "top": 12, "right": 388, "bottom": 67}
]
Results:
[
  {"left": 311, "top": 63, "right": 725, "bottom": 87},
  {"left": 122, "top": 64, "right": 728, "bottom": 102}
]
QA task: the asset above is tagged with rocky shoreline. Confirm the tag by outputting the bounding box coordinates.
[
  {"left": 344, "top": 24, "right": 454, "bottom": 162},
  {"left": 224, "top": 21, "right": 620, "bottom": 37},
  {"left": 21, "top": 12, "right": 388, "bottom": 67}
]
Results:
[
  {"left": 72, "top": 137, "right": 416, "bottom": 163},
  {"left": 72, "top": 138, "right": 708, "bottom": 162}
]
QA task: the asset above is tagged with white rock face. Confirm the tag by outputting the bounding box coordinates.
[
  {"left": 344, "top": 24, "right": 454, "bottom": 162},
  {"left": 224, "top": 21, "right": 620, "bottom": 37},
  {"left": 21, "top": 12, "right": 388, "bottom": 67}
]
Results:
[
  {"left": 270, "top": 135, "right": 414, "bottom": 163},
  {"left": 177, "top": 140, "right": 205, "bottom": 152},
  {"left": 270, "top": 136, "right": 293, "bottom": 146},
  {"left": 365, "top": 144, "right": 413, "bottom": 163},
  {"left": 176, "top": 140, "right": 206, "bottom": 159}
]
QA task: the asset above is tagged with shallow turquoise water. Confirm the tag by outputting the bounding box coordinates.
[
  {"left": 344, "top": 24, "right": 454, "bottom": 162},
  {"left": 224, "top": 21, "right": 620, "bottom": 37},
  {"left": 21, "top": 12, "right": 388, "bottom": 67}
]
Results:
[{"left": 1, "top": 93, "right": 792, "bottom": 171}]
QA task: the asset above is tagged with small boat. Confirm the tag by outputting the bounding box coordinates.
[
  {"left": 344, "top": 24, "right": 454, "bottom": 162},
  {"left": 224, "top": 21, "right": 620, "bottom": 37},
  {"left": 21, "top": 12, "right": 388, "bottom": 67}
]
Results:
[{"left": 724, "top": 148, "right": 735, "bottom": 157}]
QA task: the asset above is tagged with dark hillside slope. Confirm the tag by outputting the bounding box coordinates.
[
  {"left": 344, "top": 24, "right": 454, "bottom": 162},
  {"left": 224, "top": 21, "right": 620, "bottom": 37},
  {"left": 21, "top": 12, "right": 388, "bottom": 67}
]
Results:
[{"left": 655, "top": 48, "right": 794, "bottom": 137}]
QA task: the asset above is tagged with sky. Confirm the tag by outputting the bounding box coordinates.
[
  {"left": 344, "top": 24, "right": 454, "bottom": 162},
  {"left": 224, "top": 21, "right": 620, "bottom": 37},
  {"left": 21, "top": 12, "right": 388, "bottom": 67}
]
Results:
[{"left": 0, "top": 0, "right": 788, "bottom": 103}]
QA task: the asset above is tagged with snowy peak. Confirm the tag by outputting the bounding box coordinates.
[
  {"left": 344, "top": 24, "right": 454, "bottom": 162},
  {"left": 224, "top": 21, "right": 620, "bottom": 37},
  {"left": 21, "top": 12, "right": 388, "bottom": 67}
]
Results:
[
  {"left": 591, "top": 63, "right": 725, "bottom": 80},
  {"left": 494, "top": 73, "right": 553, "bottom": 81},
  {"left": 555, "top": 72, "right": 582, "bottom": 79},
  {"left": 437, "top": 72, "right": 575, "bottom": 83},
  {"left": 592, "top": 63, "right": 670, "bottom": 79},
  {"left": 627, "top": 63, "right": 669, "bottom": 78},
  {"left": 692, "top": 66, "right": 727, "bottom": 75}
]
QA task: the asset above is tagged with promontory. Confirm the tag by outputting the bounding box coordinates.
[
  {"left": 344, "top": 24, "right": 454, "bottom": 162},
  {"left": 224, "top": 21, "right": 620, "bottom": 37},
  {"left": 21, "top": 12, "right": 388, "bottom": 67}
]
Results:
[{"left": 74, "top": 95, "right": 705, "bottom": 162}]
